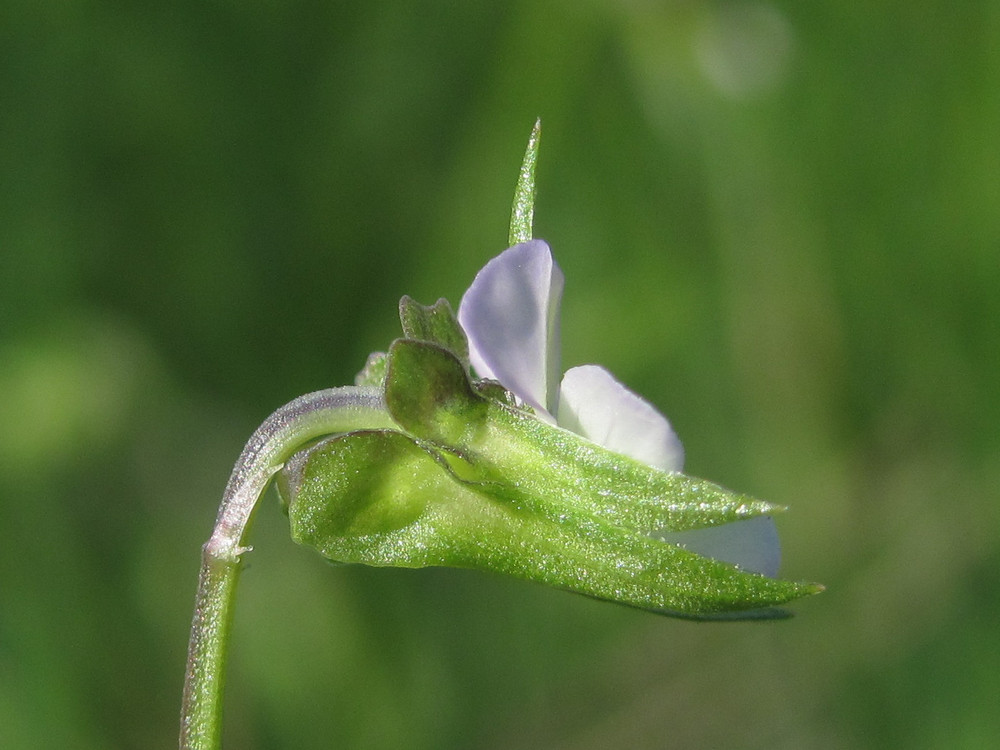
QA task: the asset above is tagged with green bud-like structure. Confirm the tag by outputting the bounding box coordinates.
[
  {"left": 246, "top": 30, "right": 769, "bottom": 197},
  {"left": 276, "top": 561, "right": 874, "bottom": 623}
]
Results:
[{"left": 278, "top": 299, "right": 820, "bottom": 619}]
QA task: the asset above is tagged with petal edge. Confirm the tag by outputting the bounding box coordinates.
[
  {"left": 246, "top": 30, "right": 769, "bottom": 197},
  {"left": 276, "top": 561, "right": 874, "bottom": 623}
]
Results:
[
  {"left": 653, "top": 516, "right": 782, "bottom": 578},
  {"left": 557, "top": 364, "right": 684, "bottom": 472},
  {"left": 458, "top": 241, "right": 564, "bottom": 416}
]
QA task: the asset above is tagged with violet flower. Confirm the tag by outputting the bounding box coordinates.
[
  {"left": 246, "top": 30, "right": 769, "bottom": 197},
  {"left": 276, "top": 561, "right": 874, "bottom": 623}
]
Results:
[{"left": 458, "top": 240, "right": 780, "bottom": 577}]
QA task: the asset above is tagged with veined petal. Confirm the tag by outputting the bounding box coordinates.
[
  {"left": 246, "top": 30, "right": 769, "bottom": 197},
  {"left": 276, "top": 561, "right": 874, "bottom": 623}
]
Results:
[
  {"left": 653, "top": 516, "right": 781, "bottom": 578},
  {"left": 458, "top": 240, "right": 564, "bottom": 417},
  {"left": 557, "top": 365, "right": 684, "bottom": 472}
]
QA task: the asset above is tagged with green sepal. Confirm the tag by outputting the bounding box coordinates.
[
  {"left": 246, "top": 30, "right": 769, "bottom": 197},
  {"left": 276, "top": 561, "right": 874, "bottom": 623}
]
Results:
[
  {"left": 398, "top": 296, "right": 470, "bottom": 365},
  {"left": 473, "top": 379, "right": 520, "bottom": 408},
  {"left": 383, "top": 338, "right": 780, "bottom": 533},
  {"left": 283, "top": 429, "right": 821, "bottom": 618},
  {"left": 509, "top": 118, "right": 541, "bottom": 245},
  {"left": 354, "top": 352, "right": 388, "bottom": 387},
  {"left": 383, "top": 338, "right": 488, "bottom": 447},
  {"left": 356, "top": 297, "right": 469, "bottom": 389},
  {"left": 285, "top": 323, "right": 821, "bottom": 619},
  {"left": 469, "top": 401, "right": 784, "bottom": 533},
  {"left": 282, "top": 430, "right": 433, "bottom": 538}
]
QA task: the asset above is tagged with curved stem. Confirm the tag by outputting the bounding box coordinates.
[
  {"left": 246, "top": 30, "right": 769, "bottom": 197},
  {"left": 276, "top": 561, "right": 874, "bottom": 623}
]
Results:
[{"left": 180, "top": 386, "right": 396, "bottom": 750}]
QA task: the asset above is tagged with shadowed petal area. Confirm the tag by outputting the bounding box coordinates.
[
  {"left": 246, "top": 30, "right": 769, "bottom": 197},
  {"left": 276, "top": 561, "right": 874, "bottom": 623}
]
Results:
[
  {"left": 653, "top": 516, "right": 781, "bottom": 578},
  {"left": 458, "top": 241, "right": 564, "bottom": 416},
  {"left": 557, "top": 364, "right": 685, "bottom": 472}
]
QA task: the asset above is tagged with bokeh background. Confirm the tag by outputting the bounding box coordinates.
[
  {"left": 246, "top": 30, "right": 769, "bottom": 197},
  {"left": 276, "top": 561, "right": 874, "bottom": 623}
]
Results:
[{"left": 3, "top": 2, "right": 998, "bottom": 748}]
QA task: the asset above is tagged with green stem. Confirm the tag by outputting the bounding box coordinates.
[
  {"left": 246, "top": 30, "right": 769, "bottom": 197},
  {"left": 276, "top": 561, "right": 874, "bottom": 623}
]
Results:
[{"left": 180, "top": 387, "right": 395, "bottom": 750}]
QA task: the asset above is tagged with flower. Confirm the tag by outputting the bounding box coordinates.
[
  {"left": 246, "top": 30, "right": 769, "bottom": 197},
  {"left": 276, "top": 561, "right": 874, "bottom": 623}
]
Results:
[
  {"left": 279, "top": 241, "right": 819, "bottom": 618},
  {"left": 458, "top": 240, "right": 780, "bottom": 577}
]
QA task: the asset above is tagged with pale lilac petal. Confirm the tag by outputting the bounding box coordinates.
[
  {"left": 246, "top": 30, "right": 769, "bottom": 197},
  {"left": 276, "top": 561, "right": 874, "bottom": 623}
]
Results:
[
  {"left": 653, "top": 516, "right": 781, "bottom": 577},
  {"left": 458, "top": 240, "right": 564, "bottom": 416},
  {"left": 556, "top": 365, "right": 685, "bottom": 472}
]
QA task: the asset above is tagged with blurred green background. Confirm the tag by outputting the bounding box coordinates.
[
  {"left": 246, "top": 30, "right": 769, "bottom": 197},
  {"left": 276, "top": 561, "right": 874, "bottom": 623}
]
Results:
[{"left": 2, "top": 1, "right": 998, "bottom": 748}]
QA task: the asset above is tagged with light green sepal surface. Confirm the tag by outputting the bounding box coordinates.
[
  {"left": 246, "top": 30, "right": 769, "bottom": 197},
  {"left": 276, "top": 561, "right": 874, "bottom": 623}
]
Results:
[
  {"left": 282, "top": 333, "right": 821, "bottom": 619},
  {"left": 384, "top": 338, "right": 782, "bottom": 532},
  {"left": 509, "top": 118, "right": 541, "bottom": 245},
  {"left": 283, "top": 427, "right": 818, "bottom": 618}
]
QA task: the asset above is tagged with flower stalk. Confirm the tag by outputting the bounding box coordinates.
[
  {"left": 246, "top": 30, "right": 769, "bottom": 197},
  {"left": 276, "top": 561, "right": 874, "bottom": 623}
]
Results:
[{"left": 180, "top": 388, "right": 394, "bottom": 750}]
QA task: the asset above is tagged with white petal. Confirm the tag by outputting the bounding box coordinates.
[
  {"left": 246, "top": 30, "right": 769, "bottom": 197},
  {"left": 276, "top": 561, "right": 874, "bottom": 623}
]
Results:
[
  {"left": 457, "top": 240, "right": 564, "bottom": 416},
  {"left": 556, "top": 365, "right": 685, "bottom": 472},
  {"left": 653, "top": 516, "right": 781, "bottom": 577}
]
